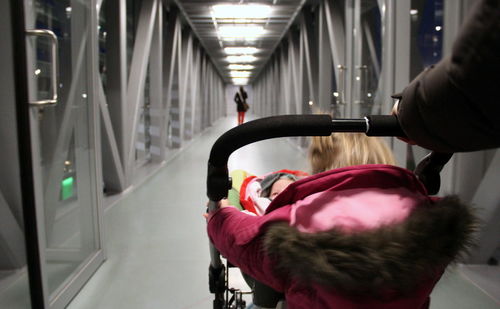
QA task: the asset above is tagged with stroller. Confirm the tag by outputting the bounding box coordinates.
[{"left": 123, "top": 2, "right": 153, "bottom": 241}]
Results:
[{"left": 206, "top": 114, "right": 454, "bottom": 309}]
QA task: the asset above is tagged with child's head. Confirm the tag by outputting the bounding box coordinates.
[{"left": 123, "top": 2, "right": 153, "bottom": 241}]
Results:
[
  {"left": 308, "top": 132, "right": 396, "bottom": 174},
  {"left": 260, "top": 173, "right": 297, "bottom": 200}
]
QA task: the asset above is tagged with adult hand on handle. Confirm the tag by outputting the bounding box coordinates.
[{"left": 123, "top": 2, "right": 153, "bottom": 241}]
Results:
[
  {"left": 204, "top": 199, "right": 233, "bottom": 220},
  {"left": 391, "top": 99, "right": 417, "bottom": 146}
]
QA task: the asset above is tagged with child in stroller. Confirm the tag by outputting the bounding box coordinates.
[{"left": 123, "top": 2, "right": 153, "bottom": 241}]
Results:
[
  {"left": 237, "top": 132, "right": 396, "bottom": 216},
  {"left": 222, "top": 133, "right": 401, "bottom": 308},
  {"left": 237, "top": 170, "right": 306, "bottom": 216},
  {"left": 206, "top": 115, "right": 477, "bottom": 309}
]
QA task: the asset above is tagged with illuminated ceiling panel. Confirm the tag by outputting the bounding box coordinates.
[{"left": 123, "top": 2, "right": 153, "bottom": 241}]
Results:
[{"left": 175, "top": 0, "right": 306, "bottom": 84}]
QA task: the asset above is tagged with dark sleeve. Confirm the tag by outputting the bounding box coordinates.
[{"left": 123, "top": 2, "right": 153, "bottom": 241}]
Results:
[
  {"left": 395, "top": 0, "right": 500, "bottom": 152},
  {"left": 234, "top": 92, "right": 241, "bottom": 104}
]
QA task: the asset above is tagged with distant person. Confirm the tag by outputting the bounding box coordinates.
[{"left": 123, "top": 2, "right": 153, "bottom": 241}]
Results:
[
  {"left": 234, "top": 86, "right": 249, "bottom": 125},
  {"left": 392, "top": 0, "right": 500, "bottom": 152}
]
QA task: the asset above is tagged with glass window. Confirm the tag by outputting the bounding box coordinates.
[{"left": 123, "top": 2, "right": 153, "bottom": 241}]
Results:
[{"left": 410, "top": 0, "right": 444, "bottom": 79}]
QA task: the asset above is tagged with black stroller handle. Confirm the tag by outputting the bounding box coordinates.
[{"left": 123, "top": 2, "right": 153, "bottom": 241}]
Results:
[{"left": 207, "top": 114, "right": 405, "bottom": 201}]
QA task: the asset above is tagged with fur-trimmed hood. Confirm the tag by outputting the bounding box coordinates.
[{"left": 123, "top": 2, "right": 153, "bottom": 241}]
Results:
[{"left": 263, "top": 195, "right": 477, "bottom": 298}]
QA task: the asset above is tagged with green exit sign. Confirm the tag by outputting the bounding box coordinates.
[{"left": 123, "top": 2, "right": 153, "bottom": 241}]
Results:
[{"left": 61, "top": 176, "right": 74, "bottom": 200}]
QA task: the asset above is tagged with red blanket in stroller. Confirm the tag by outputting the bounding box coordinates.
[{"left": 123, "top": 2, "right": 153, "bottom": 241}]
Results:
[{"left": 238, "top": 169, "right": 309, "bottom": 215}]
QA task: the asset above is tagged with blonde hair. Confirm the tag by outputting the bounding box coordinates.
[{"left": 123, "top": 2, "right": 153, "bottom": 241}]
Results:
[{"left": 308, "top": 133, "right": 396, "bottom": 174}]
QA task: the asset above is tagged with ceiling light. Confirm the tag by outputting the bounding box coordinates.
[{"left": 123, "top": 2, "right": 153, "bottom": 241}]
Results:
[
  {"left": 218, "top": 26, "right": 265, "bottom": 40},
  {"left": 228, "top": 64, "right": 254, "bottom": 70},
  {"left": 232, "top": 78, "right": 249, "bottom": 85},
  {"left": 226, "top": 55, "right": 257, "bottom": 63},
  {"left": 230, "top": 71, "right": 252, "bottom": 78},
  {"left": 224, "top": 47, "right": 259, "bottom": 55},
  {"left": 212, "top": 4, "right": 272, "bottom": 19},
  {"left": 217, "top": 19, "right": 266, "bottom": 24}
]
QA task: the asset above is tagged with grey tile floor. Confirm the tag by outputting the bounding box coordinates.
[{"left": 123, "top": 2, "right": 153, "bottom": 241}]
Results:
[{"left": 67, "top": 115, "right": 500, "bottom": 309}]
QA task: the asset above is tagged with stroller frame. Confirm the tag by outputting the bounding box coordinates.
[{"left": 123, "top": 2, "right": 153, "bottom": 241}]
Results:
[
  {"left": 209, "top": 258, "right": 252, "bottom": 309},
  {"left": 206, "top": 114, "right": 451, "bottom": 309}
]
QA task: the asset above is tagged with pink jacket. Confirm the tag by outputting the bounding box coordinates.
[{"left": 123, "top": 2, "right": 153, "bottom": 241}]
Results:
[{"left": 207, "top": 165, "right": 475, "bottom": 309}]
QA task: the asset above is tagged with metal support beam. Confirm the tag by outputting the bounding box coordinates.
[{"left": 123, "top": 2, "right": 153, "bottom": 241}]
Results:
[
  {"left": 200, "top": 55, "right": 208, "bottom": 129},
  {"left": 170, "top": 21, "right": 183, "bottom": 148},
  {"left": 273, "top": 57, "right": 280, "bottom": 116},
  {"left": 324, "top": 0, "right": 346, "bottom": 82},
  {"left": 190, "top": 47, "right": 201, "bottom": 135},
  {"left": 150, "top": 4, "right": 164, "bottom": 163},
  {"left": 179, "top": 31, "right": 193, "bottom": 140},
  {"left": 164, "top": 10, "right": 179, "bottom": 113},
  {"left": 391, "top": 0, "right": 411, "bottom": 167},
  {"left": 318, "top": 2, "right": 333, "bottom": 113},
  {"left": 288, "top": 31, "right": 301, "bottom": 114},
  {"left": 125, "top": 0, "right": 157, "bottom": 178},
  {"left": 300, "top": 11, "right": 317, "bottom": 107},
  {"left": 103, "top": 0, "right": 128, "bottom": 190},
  {"left": 280, "top": 46, "right": 290, "bottom": 114},
  {"left": 379, "top": 0, "right": 396, "bottom": 115},
  {"left": 98, "top": 78, "right": 126, "bottom": 191}
]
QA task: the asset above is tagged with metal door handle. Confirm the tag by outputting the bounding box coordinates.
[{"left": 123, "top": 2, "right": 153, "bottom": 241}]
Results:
[{"left": 26, "top": 29, "right": 59, "bottom": 106}]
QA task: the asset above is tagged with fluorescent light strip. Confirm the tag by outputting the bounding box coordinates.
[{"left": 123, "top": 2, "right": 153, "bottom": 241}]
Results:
[
  {"left": 228, "top": 64, "right": 254, "bottom": 70},
  {"left": 232, "top": 78, "right": 249, "bottom": 85},
  {"left": 224, "top": 47, "right": 259, "bottom": 55},
  {"left": 222, "top": 37, "right": 258, "bottom": 43},
  {"left": 217, "top": 19, "right": 267, "bottom": 24},
  {"left": 226, "top": 55, "right": 257, "bottom": 63},
  {"left": 218, "top": 26, "right": 265, "bottom": 40},
  {"left": 230, "top": 71, "right": 252, "bottom": 78},
  {"left": 212, "top": 4, "right": 272, "bottom": 19}
]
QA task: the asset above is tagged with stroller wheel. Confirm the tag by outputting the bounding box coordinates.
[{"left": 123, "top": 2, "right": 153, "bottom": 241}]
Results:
[{"left": 213, "top": 297, "right": 224, "bottom": 309}]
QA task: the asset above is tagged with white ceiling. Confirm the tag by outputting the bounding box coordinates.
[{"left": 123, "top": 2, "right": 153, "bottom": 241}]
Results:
[{"left": 173, "top": 0, "right": 306, "bottom": 84}]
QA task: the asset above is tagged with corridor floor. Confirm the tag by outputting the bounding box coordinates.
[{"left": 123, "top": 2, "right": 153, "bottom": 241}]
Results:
[{"left": 67, "top": 115, "right": 499, "bottom": 309}]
